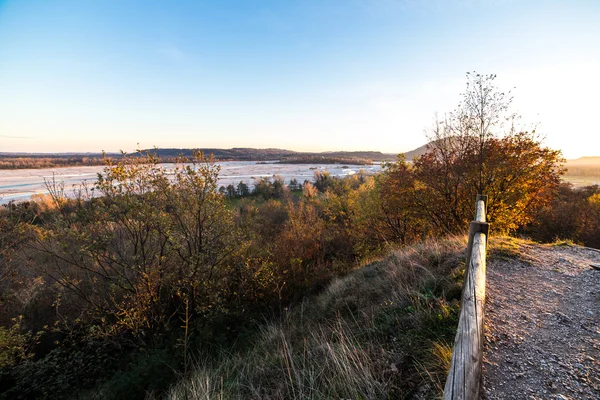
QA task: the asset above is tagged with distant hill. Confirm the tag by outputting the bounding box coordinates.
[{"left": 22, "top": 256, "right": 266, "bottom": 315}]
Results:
[
  {"left": 402, "top": 143, "right": 430, "bottom": 160},
  {"left": 4, "top": 146, "right": 600, "bottom": 165},
  {"left": 142, "top": 147, "right": 297, "bottom": 161},
  {"left": 0, "top": 143, "right": 432, "bottom": 169},
  {"left": 566, "top": 156, "right": 600, "bottom": 166},
  {"left": 143, "top": 148, "right": 401, "bottom": 162},
  {"left": 564, "top": 156, "right": 600, "bottom": 179},
  {"left": 143, "top": 146, "right": 433, "bottom": 162}
]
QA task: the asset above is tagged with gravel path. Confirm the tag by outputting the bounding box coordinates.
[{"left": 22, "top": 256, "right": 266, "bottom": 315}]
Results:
[{"left": 483, "top": 240, "right": 600, "bottom": 400}]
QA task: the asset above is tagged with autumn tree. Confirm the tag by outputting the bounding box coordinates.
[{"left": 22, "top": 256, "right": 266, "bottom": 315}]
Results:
[
  {"left": 253, "top": 177, "right": 273, "bottom": 199},
  {"left": 272, "top": 175, "right": 287, "bottom": 199},
  {"left": 527, "top": 184, "right": 600, "bottom": 248},
  {"left": 32, "top": 151, "right": 238, "bottom": 341},
  {"left": 313, "top": 170, "right": 333, "bottom": 193},
  {"left": 375, "top": 156, "right": 431, "bottom": 243},
  {"left": 385, "top": 73, "right": 564, "bottom": 234}
]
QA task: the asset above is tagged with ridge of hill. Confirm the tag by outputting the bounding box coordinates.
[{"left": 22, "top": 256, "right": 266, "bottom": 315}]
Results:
[{"left": 402, "top": 142, "right": 430, "bottom": 160}]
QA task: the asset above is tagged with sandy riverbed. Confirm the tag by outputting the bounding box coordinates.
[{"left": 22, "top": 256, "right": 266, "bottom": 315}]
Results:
[{"left": 0, "top": 161, "right": 382, "bottom": 204}]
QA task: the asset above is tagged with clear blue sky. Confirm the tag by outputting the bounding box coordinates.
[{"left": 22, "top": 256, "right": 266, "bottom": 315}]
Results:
[{"left": 1, "top": 0, "right": 599, "bottom": 158}]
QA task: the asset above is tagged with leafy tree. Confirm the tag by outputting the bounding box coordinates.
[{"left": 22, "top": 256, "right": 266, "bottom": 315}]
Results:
[
  {"left": 272, "top": 175, "right": 287, "bottom": 199},
  {"left": 412, "top": 131, "right": 564, "bottom": 233},
  {"left": 226, "top": 184, "right": 236, "bottom": 198},
  {"left": 0, "top": 316, "right": 40, "bottom": 368},
  {"left": 32, "top": 151, "right": 238, "bottom": 341},
  {"left": 527, "top": 184, "right": 600, "bottom": 248},
  {"left": 385, "top": 73, "right": 564, "bottom": 234},
  {"left": 444, "top": 72, "right": 515, "bottom": 193},
  {"left": 236, "top": 181, "right": 250, "bottom": 197},
  {"left": 287, "top": 178, "right": 300, "bottom": 191},
  {"left": 253, "top": 177, "right": 273, "bottom": 199},
  {"left": 313, "top": 171, "right": 332, "bottom": 193},
  {"left": 0, "top": 205, "right": 36, "bottom": 329},
  {"left": 375, "top": 156, "right": 431, "bottom": 243},
  {"left": 302, "top": 182, "right": 318, "bottom": 200}
]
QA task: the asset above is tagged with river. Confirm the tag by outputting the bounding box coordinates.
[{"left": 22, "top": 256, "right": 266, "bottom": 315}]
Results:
[{"left": 0, "top": 161, "right": 383, "bottom": 204}]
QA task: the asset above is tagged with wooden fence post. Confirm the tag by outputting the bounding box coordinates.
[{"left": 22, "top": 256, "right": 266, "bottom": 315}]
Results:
[{"left": 444, "top": 196, "right": 489, "bottom": 400}]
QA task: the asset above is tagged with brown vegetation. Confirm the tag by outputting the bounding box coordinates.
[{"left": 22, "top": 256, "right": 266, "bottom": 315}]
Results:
[
  {"left": 525, "top": 183, "right": 600, "bottom": 249},
  {"left": 0, "top": 153, "right": 388, "bottom": 399},
  {"left": 164, "top": 237, "right": 466, "bottom": 400},
  {"left": 0, "top": 73, "right": 574, "bottom": 399}
]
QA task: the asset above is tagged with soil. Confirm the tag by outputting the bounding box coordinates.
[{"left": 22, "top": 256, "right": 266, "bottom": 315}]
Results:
[{"left": 483, "top": 240, "right": 600, "bottom": 400}]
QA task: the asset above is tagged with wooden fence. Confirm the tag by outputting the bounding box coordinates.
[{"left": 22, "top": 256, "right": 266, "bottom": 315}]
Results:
[{"left": 443, "top": 194, "right": 489, "bottom": 400}]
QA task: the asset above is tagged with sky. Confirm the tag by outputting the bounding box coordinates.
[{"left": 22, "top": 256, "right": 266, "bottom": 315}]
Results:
[{"left": 0, "top": 0, "right": 599, "bottom": 158}]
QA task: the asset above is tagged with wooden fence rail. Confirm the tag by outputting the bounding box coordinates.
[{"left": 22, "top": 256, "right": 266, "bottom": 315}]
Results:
[{"left": 443, "top": 194, "right": 489, "bottom": 400}]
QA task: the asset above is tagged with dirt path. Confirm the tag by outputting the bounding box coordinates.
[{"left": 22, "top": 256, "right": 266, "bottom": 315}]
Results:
[{"left": 483, "top": 239, "right": 600, "bottom": 400}]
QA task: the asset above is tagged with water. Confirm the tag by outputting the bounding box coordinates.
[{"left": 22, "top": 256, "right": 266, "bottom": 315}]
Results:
[{"left": 0, "top": 161, "right": 382, "bottom": 204}]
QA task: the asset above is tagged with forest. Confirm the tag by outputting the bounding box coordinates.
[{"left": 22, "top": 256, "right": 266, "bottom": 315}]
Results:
[{"left": 1, "top": 74, "right": 598, "bottom": 399}]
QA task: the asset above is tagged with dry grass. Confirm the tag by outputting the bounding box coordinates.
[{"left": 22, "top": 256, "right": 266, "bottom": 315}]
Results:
[
  {"left": 162, "top": 236, "right": 466, "bottom": 400},
  {"left": 488, "top": 236, "right": 539, "bottom": 265}
]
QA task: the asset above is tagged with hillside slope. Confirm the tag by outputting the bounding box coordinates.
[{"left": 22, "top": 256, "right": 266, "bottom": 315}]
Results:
[
  {"left": 161, "top": 237, "right": 600, "bottom": 400},
  {"left": 161, "top": 237, "right": 467, "bottom": 399}
]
